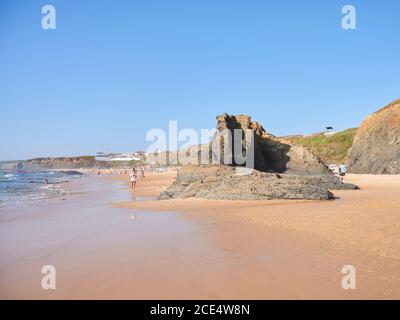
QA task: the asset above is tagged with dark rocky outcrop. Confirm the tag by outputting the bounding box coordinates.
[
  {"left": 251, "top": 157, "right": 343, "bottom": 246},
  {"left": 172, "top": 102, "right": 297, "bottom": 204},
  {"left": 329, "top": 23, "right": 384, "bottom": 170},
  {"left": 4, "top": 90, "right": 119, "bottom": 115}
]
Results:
[
  {"left": 346, "top": 99, "right": 400, "bottom": 174},
  {"left": 210, "top": 114, "right": 330, "bottom": 175},
  {"left": 160, "top": 165, "right": 358, "bottom": 201}
]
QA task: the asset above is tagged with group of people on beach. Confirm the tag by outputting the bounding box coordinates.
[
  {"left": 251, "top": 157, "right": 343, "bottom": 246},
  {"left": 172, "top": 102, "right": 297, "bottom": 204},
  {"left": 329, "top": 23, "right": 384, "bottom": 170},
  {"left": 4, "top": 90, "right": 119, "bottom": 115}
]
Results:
[
  {"left": 97, "top": 169, "right": 129, "bottom": 176},
  {"left": 328, "top": 163, "right": 347, "bottom": 181}
]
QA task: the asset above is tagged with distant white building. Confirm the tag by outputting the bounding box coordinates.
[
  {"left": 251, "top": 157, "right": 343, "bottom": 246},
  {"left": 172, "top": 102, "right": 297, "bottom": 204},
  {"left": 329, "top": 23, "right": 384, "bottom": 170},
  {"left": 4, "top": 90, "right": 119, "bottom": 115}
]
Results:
[
  {"left": 95, "top": 152, "right": 143, "bottom": 162},
  {"left": 95, "top": 152, "right": 111, "bottom": 161},
  {"left": 109, "top": 154, "right": 141, "bottom": 162},
  {"left": 323, "top": 126, "right": 336, "bottom": 136},
  {"left": 323, "top": 131, "right": 337, "bottom": 136}
]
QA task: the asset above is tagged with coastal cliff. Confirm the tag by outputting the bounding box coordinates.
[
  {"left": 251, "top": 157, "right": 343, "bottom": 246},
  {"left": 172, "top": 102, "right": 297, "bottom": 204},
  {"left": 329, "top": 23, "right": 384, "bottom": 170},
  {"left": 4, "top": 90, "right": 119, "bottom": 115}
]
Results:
[
  {"left": 211, "top": 113, "right": 330, "bottom": 175},
  {"left": 346, "top": 99, "right": 400, "bottom": 174},
  {"left": 26, "top": 156, "right": 98, "bottom": 169},
  {"left": 8, "top": 156, "right": 144, "bottom": 171}
]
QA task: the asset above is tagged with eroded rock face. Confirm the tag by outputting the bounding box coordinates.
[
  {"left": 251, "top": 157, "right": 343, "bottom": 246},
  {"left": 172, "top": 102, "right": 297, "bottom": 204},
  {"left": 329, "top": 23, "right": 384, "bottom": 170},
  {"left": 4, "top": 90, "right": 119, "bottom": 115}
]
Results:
[
  {"left": 211, "top": 113, "right": 329, "bottom": 175},
  {"left": 347, "top": 99, "right": 400, "bottom": 174},
  {"left": 160, "top": 165, "right": 358, "bottom": 201}
]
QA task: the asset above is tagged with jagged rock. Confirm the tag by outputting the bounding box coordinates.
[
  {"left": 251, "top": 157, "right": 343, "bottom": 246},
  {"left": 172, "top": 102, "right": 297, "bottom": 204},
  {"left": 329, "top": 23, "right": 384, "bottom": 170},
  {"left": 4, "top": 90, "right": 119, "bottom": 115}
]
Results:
[
  {"left": 347, "top": 99, "right": 400, "bottom": 174},
  {"left": 146, "top": 114, "right": 331, "bottom": 176},
  {"left": 160, "top": 165, "right": 358, "bottom": 201},
  {"left": 210, "top": 113, "right": 330, "bottom": 175}
]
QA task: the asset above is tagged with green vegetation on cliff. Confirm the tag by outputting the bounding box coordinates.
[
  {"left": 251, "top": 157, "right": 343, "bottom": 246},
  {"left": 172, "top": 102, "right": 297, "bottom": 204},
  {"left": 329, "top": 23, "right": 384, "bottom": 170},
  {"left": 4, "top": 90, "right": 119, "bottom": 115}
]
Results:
[{"left": 283, "top": 128, "right": 358, "bottom": 165}]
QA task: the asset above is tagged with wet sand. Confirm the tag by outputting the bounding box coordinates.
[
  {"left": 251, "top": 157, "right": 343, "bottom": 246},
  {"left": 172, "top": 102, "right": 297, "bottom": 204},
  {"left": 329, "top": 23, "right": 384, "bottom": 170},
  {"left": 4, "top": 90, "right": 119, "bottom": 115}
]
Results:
[{"left": 0, "top": 172, "right": 399, "bottom": 299}]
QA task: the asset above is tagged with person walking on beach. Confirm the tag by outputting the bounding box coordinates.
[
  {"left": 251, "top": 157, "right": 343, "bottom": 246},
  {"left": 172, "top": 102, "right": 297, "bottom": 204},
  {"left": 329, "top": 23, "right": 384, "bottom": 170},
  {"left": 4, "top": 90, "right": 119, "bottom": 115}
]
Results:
[
  {"left": 130, "top": 168, "right": 137, "bottom": 191},
  {"left": 338, "top": 163, "right": 347, "bottom": 181}
]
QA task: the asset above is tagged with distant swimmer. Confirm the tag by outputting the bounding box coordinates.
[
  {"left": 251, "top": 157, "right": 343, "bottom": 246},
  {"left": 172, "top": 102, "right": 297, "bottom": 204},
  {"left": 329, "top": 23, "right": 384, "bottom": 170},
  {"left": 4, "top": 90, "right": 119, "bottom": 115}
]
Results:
[
  {"left": 45, "top": 179, "right": 49, "bottom": 184},
  {"left": 130, "top": 168, "right": 137, "bottom": 191}
]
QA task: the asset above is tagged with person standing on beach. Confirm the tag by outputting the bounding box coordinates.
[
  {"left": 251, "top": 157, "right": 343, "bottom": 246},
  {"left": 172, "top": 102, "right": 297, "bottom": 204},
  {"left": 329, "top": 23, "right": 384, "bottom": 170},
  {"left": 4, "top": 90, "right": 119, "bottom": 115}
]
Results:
[
  {"left": 130, "top": 169, "right": 137, "bottom": 191},
  {"left": 338, "top": 163, "right": 347, "bottom": 181}
]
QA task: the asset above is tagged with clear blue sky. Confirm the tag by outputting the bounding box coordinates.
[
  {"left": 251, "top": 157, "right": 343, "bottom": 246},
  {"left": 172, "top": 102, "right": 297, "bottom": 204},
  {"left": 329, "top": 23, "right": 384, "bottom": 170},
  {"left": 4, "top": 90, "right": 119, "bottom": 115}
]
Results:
[{"left": 1, "top": 0, "right": 399, "bottom": 160}]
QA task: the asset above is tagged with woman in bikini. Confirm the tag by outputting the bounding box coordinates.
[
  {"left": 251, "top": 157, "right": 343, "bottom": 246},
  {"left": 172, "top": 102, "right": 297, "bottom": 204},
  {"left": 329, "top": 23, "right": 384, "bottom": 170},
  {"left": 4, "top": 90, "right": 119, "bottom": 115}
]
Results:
[{"left": 130, "top": 168, "right": 137, "bottom": 191}]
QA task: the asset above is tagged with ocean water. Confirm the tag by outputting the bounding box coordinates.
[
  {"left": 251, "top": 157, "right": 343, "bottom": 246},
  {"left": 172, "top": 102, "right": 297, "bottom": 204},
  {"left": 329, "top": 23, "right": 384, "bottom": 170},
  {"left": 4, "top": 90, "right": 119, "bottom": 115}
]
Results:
[{"left": 0, "top": 170, "right": 83, "bottom": 208}]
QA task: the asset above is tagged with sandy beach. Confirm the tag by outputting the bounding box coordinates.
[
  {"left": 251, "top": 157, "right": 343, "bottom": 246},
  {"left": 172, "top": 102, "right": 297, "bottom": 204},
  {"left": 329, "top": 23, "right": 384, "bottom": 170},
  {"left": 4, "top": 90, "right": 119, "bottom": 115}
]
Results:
[
  {"left": 115, "top": 172, "right": 400, "bottom": 299},
  {"left": 0, "top": 171, "right": 398, "bottom": 299},
  {"left": 117, "top": 173, "right": 400, "bottom": 260}
]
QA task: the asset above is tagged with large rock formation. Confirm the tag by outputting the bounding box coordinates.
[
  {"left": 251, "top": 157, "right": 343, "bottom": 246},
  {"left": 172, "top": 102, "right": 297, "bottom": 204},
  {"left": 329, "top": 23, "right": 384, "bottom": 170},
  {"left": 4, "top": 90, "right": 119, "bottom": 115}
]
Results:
[
  {"left": 210, "top": 114, "right": 330, "bottom": 175},
  {"left": 148, "top": 114, "right": 331, "bottom": 176},
  {"left": 160, "top": 165, "right": 358, "bottom": 201},
  {"left": 160, "top": 114, "right": 358, "bottom": 201},
  {"left": 347, "top": 99, "right": 400, "bottom": 174}
]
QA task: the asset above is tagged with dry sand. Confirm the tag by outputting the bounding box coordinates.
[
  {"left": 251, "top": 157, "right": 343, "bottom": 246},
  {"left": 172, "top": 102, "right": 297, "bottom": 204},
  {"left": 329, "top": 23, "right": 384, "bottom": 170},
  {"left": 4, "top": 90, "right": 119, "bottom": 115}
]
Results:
[
  {"left": 115, "top": 171, "right": 400, "bottom": 299},
  {"left": 1, "top": 171, "right": 399, "bottom": 299},
  {"left": 105, "top": 170, "right": 178, "bottom": 198},
  {"left": 119, "top": 173, "right": 400, "bottom": 260}
]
